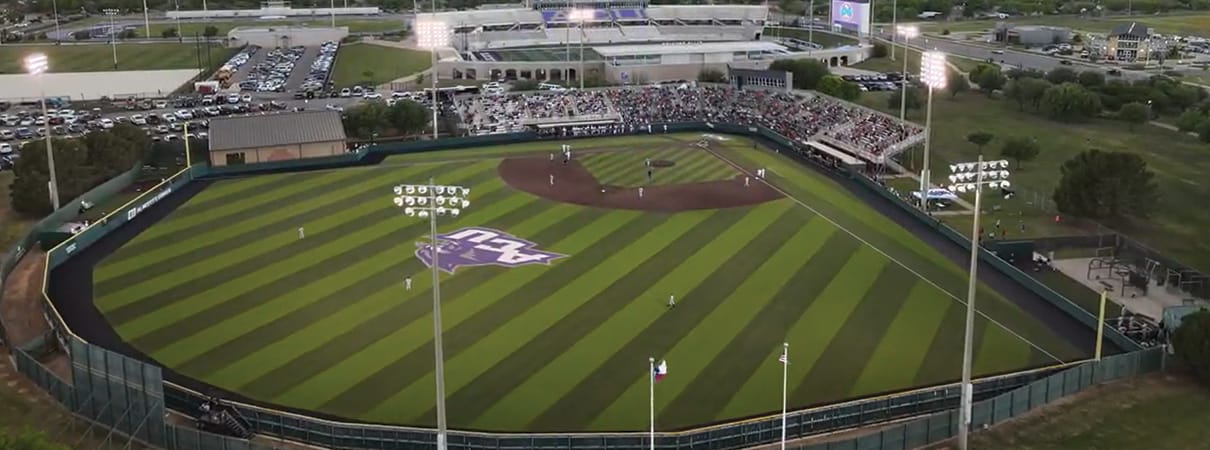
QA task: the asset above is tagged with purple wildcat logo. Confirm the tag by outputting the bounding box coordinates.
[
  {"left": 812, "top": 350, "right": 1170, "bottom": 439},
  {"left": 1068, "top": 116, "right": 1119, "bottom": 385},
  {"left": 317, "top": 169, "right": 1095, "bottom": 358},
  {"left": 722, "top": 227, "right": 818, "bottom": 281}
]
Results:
[{"left": 415, "top": 227, "right": 567, "bottom": 273}]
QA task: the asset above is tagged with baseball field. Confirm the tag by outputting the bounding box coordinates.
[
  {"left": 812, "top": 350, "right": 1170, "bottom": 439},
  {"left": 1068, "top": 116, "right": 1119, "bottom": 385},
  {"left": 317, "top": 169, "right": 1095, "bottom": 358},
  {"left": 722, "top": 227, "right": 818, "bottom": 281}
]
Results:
[{"left": 90, "top": 133, "right": 1085, "bottom": 432}]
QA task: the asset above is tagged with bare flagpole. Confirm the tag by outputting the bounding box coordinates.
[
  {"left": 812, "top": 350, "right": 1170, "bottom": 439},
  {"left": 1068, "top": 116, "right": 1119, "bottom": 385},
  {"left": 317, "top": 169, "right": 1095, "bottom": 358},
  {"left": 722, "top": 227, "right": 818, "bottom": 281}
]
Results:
[
  {"left": 649, "top": 357, "right": 656, "bottom": 450},
  {"left": 781, "top": 342, "right": 789, "bottom": 450}
]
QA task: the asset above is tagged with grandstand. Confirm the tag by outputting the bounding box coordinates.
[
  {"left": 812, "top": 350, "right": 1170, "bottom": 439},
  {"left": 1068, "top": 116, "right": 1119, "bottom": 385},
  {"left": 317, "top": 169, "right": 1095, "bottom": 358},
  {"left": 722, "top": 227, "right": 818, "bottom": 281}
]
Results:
[
  {"left": 452, "top": 85, "right": 925, "bottom": 164},
  {"left": 438, "top": 2, "right": 767, "bottom": 51}
]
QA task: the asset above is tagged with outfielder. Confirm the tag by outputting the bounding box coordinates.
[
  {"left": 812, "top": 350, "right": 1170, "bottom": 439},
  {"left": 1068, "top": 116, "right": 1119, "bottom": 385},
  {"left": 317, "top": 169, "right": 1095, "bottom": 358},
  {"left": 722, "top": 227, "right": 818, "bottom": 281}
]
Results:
[
  {"left": 667, "top": 294, "right": 676, "bottom": 309},
  {"left": 298, "top": 227, "right": 305, "bottom": 240},
  {"left": 550, "top": 174, "right": 555, "bottom": 186},
  {"left": 405, "top": 277, "right": 412, "bottom": 291},
  {"left": 639, "top": 187, "right": 644, "bottom": 198},
  {"left": 744, "top": 176, "right": 750, "bottom": 187}
]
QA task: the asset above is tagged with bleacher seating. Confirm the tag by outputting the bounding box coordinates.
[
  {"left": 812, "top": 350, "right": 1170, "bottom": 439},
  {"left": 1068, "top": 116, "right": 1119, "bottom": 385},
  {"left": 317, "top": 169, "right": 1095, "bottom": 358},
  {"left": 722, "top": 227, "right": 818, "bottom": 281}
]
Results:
[{"left": 453, "top": 86, "right": 923, "bottom": 161}]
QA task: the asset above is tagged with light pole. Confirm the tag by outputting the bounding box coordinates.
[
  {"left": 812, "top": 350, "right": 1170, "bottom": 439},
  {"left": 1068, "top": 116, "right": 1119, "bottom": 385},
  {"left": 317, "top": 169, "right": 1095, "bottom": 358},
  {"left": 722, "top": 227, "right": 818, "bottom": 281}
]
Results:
[
  {"left": 416, "top": 18, "right": 448, "bottom": 140},
  {"left": 143, "top": 0, "right": 151, "bottom": 38},
  {"left": 24, "top": 54, "right": 61, "bottom": 211},
  {"left": 568, "top": 9, "right": 592, "bottom": 89},
  {"left": 393, "top": 182, "right": 472, "bottom": 450},
  {"left": 889, "top": 0, "right": 897, "bottom": 60},
  {"left": 946, "top": 158, "right": 1012, "bottom": 450},
  {"left": 104, "top": 9, "right": 119, "bottom": 69},
  {"left": 330, "top": 0, "right": 336, "bottom": 27},
  {"left": 896, "top": 25, "right": 918, "bottom": 122},
  {"left": 51, "top": 0, "right": 60, "bottom": 42},
  {"left": 918, "top": 50, "right": 947, "bottom": 214}
]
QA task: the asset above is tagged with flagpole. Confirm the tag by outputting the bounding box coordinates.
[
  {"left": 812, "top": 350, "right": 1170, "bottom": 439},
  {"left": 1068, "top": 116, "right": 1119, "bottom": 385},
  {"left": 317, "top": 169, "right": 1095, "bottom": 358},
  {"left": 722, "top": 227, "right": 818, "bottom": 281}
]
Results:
[
  {"left": 649, "top": 356, "right": 656, "bottom": 450},
  {"left": 781, "top": 342, "right": 789, "bottom": 450}
]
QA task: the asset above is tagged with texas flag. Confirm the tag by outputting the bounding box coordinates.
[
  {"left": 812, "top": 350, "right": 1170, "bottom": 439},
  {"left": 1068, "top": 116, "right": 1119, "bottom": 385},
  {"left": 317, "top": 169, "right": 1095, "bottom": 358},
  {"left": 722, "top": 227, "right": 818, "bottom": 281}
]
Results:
[{"left": 653, "top": 360, "right": 668, "bottom": 382}]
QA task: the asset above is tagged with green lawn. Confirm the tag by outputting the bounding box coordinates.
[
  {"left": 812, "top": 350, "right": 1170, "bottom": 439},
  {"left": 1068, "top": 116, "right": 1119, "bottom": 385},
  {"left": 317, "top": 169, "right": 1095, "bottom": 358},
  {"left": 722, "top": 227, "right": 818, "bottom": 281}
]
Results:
[
  {"left": 0, "top": 43, "right": 236, "bottom": 74},
  {"left": 330, "top": 43, "right": 431, "bottom": 88},
  {"left": 916, "top": 12, "right": 1210, "bottom": 35},
  {"left": 969, "top": 374, "right": 1210, "bottom": 450},
  {"left": 764, "top": 27, "right": 858, "bottom": 48},
  {"left": 490, "top": 46, "right": 604, "bottom": 62},
  {"left": 90, "top": 134, "right": 1082, "bottom": 431},
  {"left": 855, "top": 90, "right": 1210, "bottom": 273},
  {"left": 143, "top": 18, "right": 404, "bottom": 38}
]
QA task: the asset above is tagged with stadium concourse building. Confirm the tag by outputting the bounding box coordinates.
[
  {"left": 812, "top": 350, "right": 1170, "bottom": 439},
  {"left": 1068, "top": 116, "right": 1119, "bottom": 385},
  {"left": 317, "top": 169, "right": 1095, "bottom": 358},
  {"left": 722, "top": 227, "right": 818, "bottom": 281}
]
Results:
[
  {"left": 429, "top": 1, "right": 869, "bottom": 84},
  {"left": 207, "top": 110, "right": 347, "bottom": 166}
]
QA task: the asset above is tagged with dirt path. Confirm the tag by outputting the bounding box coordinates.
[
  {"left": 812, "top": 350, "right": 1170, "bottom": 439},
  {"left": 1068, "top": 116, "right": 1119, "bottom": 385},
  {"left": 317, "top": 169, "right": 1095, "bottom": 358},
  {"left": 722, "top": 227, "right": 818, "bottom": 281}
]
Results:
[{"left": 1, "top": 250, "right": 50, "bottom": 347}]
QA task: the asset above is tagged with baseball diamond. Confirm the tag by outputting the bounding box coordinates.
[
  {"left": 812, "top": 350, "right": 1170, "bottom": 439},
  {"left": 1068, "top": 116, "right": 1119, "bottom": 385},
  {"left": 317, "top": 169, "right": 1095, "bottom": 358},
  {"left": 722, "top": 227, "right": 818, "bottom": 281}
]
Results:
[{"left": 75, "top": 133, "right": 1088, "bottom": 432}]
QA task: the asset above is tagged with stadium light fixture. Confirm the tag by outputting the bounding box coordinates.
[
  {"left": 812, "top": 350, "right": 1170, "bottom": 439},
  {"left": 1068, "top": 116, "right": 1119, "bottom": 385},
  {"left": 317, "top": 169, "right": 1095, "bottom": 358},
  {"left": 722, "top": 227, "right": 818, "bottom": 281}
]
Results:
[
  {"left": 917, "top": 50, "right": 947, "bottom": 216},
  {"left": 392, "top": 179, "right": 470, "bottom": 450},
  {"left": 415, "top": 19, "right": 449, "bottom": 140},
  {"left": 947, "top": 156, "right": 1011, "bottom": 450},
  {"left": 567, "top": 9, "right": 593, "bottom": 89},
  {"left": 23, "top": 53, "right": 60, "bottom": 212},
  {"left": 895, "top": 25, "right": 920, "bottom": 122}
]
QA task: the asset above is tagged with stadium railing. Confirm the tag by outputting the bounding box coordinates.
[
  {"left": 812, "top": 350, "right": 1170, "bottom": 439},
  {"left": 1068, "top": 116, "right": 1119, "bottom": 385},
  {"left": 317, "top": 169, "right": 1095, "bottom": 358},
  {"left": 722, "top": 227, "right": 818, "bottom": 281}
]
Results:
[{"left": 2, "top": 121, "right": 1164, "bottom": 450}]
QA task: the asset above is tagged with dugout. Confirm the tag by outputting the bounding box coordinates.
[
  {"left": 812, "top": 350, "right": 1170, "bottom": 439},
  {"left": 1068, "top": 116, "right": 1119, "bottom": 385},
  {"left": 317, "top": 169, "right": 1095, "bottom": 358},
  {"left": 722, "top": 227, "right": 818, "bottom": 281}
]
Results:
[
  {"left": 207, "top": 111, "right": 347, "bottom": 167},
  {"left": 729, "top": 66, "right": 793, "bottom": 92}
]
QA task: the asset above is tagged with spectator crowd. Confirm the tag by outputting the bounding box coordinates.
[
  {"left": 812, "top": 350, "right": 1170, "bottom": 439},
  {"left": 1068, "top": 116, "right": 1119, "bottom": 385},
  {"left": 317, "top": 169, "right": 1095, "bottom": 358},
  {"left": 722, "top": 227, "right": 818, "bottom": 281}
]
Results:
[{"left": 454, "top": 85, "right": 924, "bottom": 158}]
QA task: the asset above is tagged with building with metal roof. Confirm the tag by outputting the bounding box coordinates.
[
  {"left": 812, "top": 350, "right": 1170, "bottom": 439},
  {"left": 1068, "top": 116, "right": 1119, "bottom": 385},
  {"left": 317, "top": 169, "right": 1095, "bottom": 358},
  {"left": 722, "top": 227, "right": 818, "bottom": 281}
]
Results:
[{"left": 208, "top": 111, "right": 347, "bottom": 167}]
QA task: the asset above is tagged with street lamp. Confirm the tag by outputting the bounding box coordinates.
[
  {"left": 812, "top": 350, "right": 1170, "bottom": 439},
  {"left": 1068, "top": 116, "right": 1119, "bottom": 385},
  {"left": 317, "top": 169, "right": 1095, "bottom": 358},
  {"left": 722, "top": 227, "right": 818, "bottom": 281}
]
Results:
[
  {"left": 104, "top": 9, "right": 119, "bottom": 70},
  {"left": 896, "top": 25, "right": 919, "bottom": 122},
  {"left": 568, "top": 9, "right": 593, "bottom": 89},
  {"left": 947, "top": 157, "right": 1012, "bottom": 450},
  {"left": 416, "top": 18, "right": 449, "bottom": 140},
  {"left": 393, "top": 181, "right": 472, "bottom": 450},
  {"left": 24, "top": 54, "right": 61, "bottom": 212},
  {"left": 918, "top": 50, "right": 946, "bottom": 215},
  {"left": 889, "top": 0, "right": 897, "bottom": 61},
  {"left": 51, "top": 0, "right": 60, "bottom": 42}
]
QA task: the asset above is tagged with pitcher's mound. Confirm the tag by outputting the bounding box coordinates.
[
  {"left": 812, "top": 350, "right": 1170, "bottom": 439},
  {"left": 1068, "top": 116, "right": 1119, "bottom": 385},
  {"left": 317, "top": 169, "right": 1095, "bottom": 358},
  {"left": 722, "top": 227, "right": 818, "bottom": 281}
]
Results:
[{"left": 498, "top": 157, "right": 782, "bottom": 212}]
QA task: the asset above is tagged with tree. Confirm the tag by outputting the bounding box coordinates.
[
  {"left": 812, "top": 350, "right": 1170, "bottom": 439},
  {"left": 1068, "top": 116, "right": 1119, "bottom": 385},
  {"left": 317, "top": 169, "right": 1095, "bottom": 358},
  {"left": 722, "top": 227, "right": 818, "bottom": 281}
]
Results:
[
  {"left": 1117, "top": 101, "right": 1149, "bottom": 131},
  {"left": 1171, "top": 310, "right": 1210, "bottom": 386},
  {"left": 386, "top": 99, "right": 429, "bottom": 135},
  {"left": 946, "top": 70, "right": 969, "bottom": 99},
  {"left": 1046, "top": 67, "right": 1079, "bottom": 84},
  {"left": 203, "top": 25, "right": 220, "bottom": 37},
  {"left": 9, "top": 139, "right": 92, "bottom": 215},
  {"left": 1004, "top": 78, "right": 1051, "bottom": 111},
  {"left": 1199, "top": 119, "right": 1210, "bottom": 144},
  {"left": 1052, "top": 149, "right": 1158, "bottom": 220},
  {"left": 161, "top": 28, "right": 177, "bottom": 38},
  {"left": 1076, "top": 70, "right": 1105, "bottom": 88},
  {"left": 969, "top": 64, "right": 1006, "bottom": 96},
  {"left": 1000, "top": 136, "right": 1040, "bottom": 169},
  {"left": 816, "top": 75, "right": 860, "bottom": 101},
  {"left": 1006, "top": 68, "right": 1045, "bottom": 80},
  {"left": 341, "top": 101, "right": 390, "bottom": 140},
  {"left": 769, "top": 59, "right": 830, "bottom": 90},
  {"left": 697, "top": 69, "right": 727, "bottom": 83},
  {"left": 966, "top": 131, "right": 994, "bottom": 152},
  {"left": 887, "top": 86, "right": 923, "bottom": 114},
  {"left": 1040, "top": 82, "right": 1102, "bottom": 122},
  {"left": 871, "top": 42, "right": 888, "bottom": 58},
  {"left": 1176, "top": 109, "right": 1207, "bottom": 132}
]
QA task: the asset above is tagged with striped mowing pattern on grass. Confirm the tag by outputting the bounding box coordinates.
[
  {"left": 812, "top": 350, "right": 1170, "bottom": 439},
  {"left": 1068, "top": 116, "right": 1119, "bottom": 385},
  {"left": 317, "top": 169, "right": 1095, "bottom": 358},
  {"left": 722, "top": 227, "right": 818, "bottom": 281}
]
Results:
[{"left": 94, "top": 136, "right": 1082, "bottom": 432}]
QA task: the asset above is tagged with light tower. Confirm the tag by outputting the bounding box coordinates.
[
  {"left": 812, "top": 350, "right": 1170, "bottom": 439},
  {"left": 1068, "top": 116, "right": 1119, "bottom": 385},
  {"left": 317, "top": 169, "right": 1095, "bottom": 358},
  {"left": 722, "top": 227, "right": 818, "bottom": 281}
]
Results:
[
  {"left": 416, "top": 19, "right": 450, "bottom": 140},
  {"left": 24, "top": 53, "right": 61, "bottom": 212},
  {"left": 895, "top": 25, "right": 919, "bottom": 122},
  {"left": 918, "top": 50, "right": 947, "bottom": 214},
  {"left": 392, "top": 181, "right": 471, "bottom": 450},
  {"left": 946, "top": 158, "right": 1012, "bottom": 450}
]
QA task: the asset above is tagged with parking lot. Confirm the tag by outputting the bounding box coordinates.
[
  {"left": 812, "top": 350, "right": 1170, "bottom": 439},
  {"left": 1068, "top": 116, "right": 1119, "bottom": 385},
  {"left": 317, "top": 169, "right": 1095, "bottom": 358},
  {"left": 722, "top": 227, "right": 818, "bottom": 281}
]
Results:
[
  {"left": 840, "top": 72, "right": 907, "bottom": 92},
  {"left": 229, "top": 41, "right": 339, "bottom": 95}
]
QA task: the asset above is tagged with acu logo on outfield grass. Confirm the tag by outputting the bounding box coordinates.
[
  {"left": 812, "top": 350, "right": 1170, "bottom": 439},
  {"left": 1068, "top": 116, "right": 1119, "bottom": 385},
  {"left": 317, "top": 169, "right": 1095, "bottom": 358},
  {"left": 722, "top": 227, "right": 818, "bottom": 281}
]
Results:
[{"left": 415, "top": 227, "right": 567, "bottom": 273}]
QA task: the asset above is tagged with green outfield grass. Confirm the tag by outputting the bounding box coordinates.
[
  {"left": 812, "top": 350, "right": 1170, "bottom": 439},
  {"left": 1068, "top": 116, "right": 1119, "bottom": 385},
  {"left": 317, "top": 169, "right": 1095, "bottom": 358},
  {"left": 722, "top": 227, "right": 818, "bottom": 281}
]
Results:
[
  {"left": 92, "top": 134, "right": 1082, "bottom": 431},
  {"left": 330, "top": 43, "right": 431, "bottom": 87},
  {"left": 0, "top": 43, "right": 235, "bottom": 74}
]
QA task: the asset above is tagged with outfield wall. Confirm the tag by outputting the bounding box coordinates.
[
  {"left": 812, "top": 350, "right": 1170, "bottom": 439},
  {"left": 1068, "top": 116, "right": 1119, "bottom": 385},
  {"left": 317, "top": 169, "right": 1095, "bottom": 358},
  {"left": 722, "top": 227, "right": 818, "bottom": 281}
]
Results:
[{"left": 2, "top": 122, "right": 1158, "bottom": 449}]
